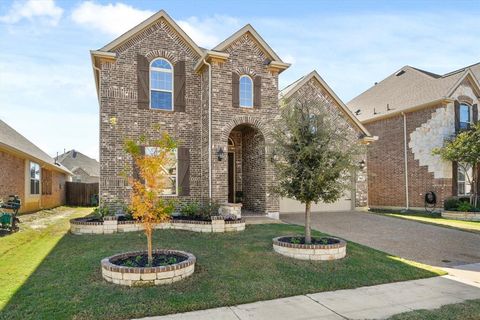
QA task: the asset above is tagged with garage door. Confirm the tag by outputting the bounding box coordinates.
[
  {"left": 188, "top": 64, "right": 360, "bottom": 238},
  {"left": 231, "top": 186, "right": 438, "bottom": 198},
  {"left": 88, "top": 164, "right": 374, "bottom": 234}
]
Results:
[{"left": 280, "top": 191, "right": 352, "bottom": 213}]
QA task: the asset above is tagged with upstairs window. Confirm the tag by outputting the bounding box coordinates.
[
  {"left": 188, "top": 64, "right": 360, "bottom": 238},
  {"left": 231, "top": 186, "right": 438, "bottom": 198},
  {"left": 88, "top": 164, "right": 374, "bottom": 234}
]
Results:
[
  {"left": 30, "top": 162, "right": 40, "bottom": 195},
  {"left": 459, "top": 104, "right": 471, "bottom": 130},
  {"left": 150, "top": 58, "right": 173, "bottom": 111},
  {"left": 239, "top": 75, "right": 253, "bottom": 108}
]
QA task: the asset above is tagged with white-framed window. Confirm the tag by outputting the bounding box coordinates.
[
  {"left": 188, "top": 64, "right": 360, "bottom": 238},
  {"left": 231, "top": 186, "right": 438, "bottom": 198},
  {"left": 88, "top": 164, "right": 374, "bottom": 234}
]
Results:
[
  {"left": 145, "top": 147, "right": 178, "bottom": 195},
  {"left": 458, "top": 164, "right": 472, "bottom": 196},
  {"left": 239, "top": 75, "right": 253, "bottom": 108},
  {"left": 29, "top": 161, "right": 40, "bottom": 195},
  {"left": 459, "top": 103, "right": 471, "bottom": 130},
  {"left": 150, "top": 58, "right": 173, "bottom": 111}
]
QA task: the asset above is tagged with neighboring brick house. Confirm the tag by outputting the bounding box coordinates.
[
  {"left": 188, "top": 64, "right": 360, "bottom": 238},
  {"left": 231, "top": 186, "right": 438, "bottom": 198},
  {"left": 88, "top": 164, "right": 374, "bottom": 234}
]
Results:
[
  {"left": 56, "top": 150, "right": 100, "bottom": 183},
  {"left": 90, "top": 10, "right": 372, "bottom": 216},
  {"left": 348, "top": 64, "right": 480, "bottom": 210},
  {"left": 0, "top": 119, "right": 71, "bottom": 213}
]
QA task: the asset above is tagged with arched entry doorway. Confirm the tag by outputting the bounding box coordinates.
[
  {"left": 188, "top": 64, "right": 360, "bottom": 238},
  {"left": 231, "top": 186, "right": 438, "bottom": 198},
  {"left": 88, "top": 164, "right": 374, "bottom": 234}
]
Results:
[{"left": 228, "top": 124, "right": 266, "bottom": 214}]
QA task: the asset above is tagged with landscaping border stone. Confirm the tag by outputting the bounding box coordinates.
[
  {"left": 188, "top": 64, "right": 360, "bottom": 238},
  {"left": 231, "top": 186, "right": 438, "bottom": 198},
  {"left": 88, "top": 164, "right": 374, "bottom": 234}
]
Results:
[
  {"left": 70, "top": 216, "right": 245, "bottom": 235},
  {"left": 442, "top": 210, "right": 480, "bottom": 221},
  {"left": 101, "top": 249, "right": 196, "bottom": 286},
  {"left": 272, "top": 236, "right": 347, "bottom": 260}
]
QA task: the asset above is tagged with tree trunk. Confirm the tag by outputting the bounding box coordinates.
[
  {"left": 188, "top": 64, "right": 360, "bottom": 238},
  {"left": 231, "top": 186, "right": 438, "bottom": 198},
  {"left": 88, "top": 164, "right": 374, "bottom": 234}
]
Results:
[
  {"left": 473, "top": 163, "right": 478, "bottom": 208},
  {"left": 305, "top": 201, "right": 312, "bottom": 244},
  {"left": 147, "top": 229, "right": 153, "bottom": 266}
]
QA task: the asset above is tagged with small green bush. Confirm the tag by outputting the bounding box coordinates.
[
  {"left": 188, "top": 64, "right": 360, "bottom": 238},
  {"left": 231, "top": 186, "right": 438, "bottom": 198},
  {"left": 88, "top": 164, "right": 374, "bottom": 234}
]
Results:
[
  {"left": 179, "top": 202, "right": 200, "bottom": 217},
  {"left": 444, "top": 197, "right": 460, "bottom": 211},
  {"left": 93, "top": 205, "right": 111, "bottom": 219},
  {"left": 198, "top": 201, "right": 220, "bottom": 219},
  {"left": 457, "top": 201, "right": 473, "bottom": 212}
]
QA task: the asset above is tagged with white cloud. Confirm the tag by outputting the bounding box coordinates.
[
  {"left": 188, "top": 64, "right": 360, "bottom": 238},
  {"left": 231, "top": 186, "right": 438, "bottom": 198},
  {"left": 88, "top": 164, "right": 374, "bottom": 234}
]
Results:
[
  {"left": 71, "top": 1, "right": 154, "bottom": 37},
  {"left": 0, "top": 0, "right": 63, "bottom": 26},
  {"left": 177, "top": 15, "right": 240, "bottom": 48},
  {"left": 71, "top": 1, "right": 241, "bottom": 48}
]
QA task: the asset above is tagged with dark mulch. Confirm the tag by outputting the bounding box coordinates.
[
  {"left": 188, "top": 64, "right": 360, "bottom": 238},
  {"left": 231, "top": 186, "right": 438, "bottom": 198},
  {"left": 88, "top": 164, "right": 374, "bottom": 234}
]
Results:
[
  {"left": 112, "top": 253, "right": 188, "bottom": 268},
  {"left": 278, "top": 236, "right": 340, "bottom": 245}
]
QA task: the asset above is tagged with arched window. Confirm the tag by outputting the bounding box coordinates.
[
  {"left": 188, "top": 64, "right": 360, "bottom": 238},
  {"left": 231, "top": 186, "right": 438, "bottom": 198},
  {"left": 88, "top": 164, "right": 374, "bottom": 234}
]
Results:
[
  {"left": 459, "top": 103, "right": 471, "bottom": 130},
  {"left": 239, "top": 75, "right": 253, "bottom": 108},
  {"left": 150, "top": 58, "right": 173, "bottom": 110}
]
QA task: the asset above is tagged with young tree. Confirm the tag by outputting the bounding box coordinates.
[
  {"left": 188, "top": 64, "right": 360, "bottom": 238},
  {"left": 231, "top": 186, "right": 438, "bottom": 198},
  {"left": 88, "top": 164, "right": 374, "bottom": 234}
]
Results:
[
  {"left": 433, "top": 123, "right": 480, "bottom": 208},
  {"left": 272, "top": 85, "right": 364, "bottom": 244},
  {"left": 124, "top": 129, "right": 176, "bottom": 265}
]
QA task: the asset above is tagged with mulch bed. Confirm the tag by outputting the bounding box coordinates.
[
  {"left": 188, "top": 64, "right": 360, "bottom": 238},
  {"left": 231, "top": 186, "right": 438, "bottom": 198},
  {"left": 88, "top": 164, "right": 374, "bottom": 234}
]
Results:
[
  {"left": 278, "top": 236, "right": 340, "bottom": 245},
  {"left": 112, "top": 253, "right": 188, "bottom": 268}
]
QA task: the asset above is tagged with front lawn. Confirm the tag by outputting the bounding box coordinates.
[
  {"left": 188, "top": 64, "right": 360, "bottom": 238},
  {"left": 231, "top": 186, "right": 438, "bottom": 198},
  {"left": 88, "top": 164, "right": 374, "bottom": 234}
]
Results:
[
  {"left": 0, "top": 208, "right": 445, "bottom": 320},
  {"left": 388, "top": 299, "right": 480, "bottom": 320},
  {"left": 376, "top": 211, "right": 480, "bottom": 234}
]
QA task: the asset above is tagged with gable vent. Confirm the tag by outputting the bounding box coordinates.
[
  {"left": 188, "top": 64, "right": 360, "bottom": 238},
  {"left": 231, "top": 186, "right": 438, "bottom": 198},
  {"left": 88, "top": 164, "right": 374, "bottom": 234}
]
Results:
[{"left": 395, "top": 70, "right": 406, "bottom": 77}]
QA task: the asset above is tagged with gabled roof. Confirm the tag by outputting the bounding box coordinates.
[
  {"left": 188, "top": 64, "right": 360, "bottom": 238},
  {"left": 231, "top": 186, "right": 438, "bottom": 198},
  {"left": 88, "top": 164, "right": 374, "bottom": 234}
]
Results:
[
  {"left": 0, "top": 120, "right": 71, "bottom": 175},
  {"left": 280, "top": 70, "right": 372, "bottom": 139},
  {"left": 98, "top": 10, "right": 203, "bottom": 56},
  {"left": 56, "top": 150, "right": 99, "bottom": 177},
  {"left": 347, "top": 63, "right": 480, "bottom": 123},
  {"left": 213, "top": 24, "right": 284, "bottom": 62}
]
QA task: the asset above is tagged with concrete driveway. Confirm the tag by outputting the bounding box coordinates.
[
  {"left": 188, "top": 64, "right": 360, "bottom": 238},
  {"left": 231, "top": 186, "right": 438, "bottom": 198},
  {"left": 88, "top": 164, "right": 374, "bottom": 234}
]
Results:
[{"left": 281, "top": 211, "right": 480, "bottom": 267}]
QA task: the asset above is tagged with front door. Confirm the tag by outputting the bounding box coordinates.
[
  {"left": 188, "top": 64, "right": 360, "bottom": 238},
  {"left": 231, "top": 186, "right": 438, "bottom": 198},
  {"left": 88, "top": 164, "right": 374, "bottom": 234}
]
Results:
[{"left": 228, "top": 152, "right": 235, "bottom": 203}]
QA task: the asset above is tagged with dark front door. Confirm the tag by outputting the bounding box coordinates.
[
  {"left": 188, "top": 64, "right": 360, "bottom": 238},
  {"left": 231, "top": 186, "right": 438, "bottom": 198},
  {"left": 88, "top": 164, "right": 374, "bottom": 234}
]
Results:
[{"left": 228, "top": 152, "right": 235, "bottom": 203}]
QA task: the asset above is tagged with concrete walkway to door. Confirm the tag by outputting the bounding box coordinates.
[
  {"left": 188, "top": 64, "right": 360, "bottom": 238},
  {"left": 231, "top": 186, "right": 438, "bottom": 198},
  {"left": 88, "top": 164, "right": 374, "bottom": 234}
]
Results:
[{"left": 282, "top": 211, "right": 480, "bottom": 267}]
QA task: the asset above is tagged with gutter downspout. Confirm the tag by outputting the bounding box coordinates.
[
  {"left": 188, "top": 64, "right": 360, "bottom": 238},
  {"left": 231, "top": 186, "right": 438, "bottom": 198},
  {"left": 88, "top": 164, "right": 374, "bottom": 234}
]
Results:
[
  {"left": 402, "top": 112, "right": 409, "bottom": 210},
  {"left": 204, "top": 59, "right": 212, "bottom": 200}
]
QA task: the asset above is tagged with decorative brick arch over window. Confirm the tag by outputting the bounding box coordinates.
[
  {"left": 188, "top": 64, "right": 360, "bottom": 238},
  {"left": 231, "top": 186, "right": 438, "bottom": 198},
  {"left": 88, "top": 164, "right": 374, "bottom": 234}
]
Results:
[
  {"left": 235, "top": 66, "right": 257, "bottom": 78},
  {"left": 145, "top": 50, "right": 179, "bottom": 65}
]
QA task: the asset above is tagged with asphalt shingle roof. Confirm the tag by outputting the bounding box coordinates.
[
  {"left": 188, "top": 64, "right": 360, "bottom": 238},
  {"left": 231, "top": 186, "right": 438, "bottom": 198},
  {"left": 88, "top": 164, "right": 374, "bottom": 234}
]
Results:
[
  {"left": 0, "top": 119, "right": 71, "bottom": 174},
  {"left": 56, "top": 150, "right": 99, "bottom": 177},
  {"left": 347, "top": 63, "right": 480, "bottom": 122}
]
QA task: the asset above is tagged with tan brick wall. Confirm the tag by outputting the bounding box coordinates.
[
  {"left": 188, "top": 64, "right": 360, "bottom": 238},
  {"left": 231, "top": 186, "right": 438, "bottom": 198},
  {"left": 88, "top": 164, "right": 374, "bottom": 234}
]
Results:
[
  {"left": 0, "top": 150, "right": 67, "bottom": 213},
  {"left": 0, "top": 150, "right": 25, "bottom": 203},
  {"left": 365, "top": 104, "right": 453, "bottom": 209}
]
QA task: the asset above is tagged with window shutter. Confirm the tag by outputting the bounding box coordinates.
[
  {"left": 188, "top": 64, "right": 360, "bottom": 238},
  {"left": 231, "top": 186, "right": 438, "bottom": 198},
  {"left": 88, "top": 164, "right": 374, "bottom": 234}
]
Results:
[
  {"left": 232, "top": 72, "right": 239, "bottom": 108},
  {"left": 137, "top": 54, "right": 150, "bottom": 110},
  {"left": 174, "top": 60, "right": 186, "bottom": 112},
  {"left": 133, "top": 146, "right": 145, "bottom": 184},
  {"left": 473, "top": 104, "right": 478, "bottom": 123},
  {"left": 452, "top": 161, "right": 458, "bottom": 196},
  {"left": 177, "top": 147, "right": 190, "bottom": 196},
  {"left": 254, "top": 75, "right": 262, "bottom": 108},
  {"left": 454, "top": 101, "right": 460, "bottom": 133}
]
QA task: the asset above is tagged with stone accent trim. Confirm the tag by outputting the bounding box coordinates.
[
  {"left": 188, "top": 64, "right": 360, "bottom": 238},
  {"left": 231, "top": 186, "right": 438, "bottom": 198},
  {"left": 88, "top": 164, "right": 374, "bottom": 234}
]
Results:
[
  {"left": 70, "top": 217, "right": 245, "bottom": 234},
  {"left": 101, "top": 249, "right": 195, "bottom": 286},
  {"left": 221, "top": 116, "right": 271, "bottom": 143},
  {"left": 145, "top": 49, "right": 178, "bottom": 64},
  {"left": 219, "top": 203, "right": 242, "bottom": 218},
  {"left": 442, "top": 210, "right": 480, "bottom": 221},
  {"left": 272, "top": 236, "right": 347, "bottom": 261}
]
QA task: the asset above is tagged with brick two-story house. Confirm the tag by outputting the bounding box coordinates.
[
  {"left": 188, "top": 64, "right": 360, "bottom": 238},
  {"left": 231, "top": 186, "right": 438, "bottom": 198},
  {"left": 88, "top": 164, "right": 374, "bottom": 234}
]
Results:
[
  {"left": 348, "top": 64, "right": 480, "bottom": 210},
  {"left": 91, "top": 10, "right": 372, "bottom": 217}
]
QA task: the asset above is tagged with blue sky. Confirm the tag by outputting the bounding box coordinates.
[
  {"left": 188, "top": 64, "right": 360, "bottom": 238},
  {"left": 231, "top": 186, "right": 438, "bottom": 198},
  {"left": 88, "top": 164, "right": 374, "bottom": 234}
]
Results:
[{"left": 1, "top": 0, "right": 479, "bottom": 160}]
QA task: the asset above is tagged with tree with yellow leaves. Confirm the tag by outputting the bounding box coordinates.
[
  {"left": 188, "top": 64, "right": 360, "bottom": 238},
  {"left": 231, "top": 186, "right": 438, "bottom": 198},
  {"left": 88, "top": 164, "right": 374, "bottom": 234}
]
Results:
[{"left": 124, "top": 129, "right": 176, "bottom": 265}]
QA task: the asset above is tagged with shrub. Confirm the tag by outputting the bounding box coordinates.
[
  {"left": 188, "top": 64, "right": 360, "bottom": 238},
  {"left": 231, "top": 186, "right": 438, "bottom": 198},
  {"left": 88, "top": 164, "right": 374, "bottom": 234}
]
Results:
[
  {"left": 198, "top": 201, "right": 220, "bottom": 219},
  {"left": 457, "top": 201, "right": 473, "bottom": 212},
  {"left": 93, "top": 205, "right": 111, "bottom": 220},
  {"left": 179, "top": 202, "right": 201, "bottom": 217},
  {"left": 444, "top": 197, "right": 460, "bottom": 211}
]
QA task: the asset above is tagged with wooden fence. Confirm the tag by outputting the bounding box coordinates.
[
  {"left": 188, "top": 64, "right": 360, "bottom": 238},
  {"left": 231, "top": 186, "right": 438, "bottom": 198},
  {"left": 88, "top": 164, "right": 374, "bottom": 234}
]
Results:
[{"left": 66, "top": 182, "right": 99, "bottom": 206}]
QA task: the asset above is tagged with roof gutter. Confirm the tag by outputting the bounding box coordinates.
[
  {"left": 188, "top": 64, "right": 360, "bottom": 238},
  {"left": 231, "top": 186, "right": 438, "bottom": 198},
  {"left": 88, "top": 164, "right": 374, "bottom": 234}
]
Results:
[{"left": 361, "top": 98, "right": 454, "bottom": 124}]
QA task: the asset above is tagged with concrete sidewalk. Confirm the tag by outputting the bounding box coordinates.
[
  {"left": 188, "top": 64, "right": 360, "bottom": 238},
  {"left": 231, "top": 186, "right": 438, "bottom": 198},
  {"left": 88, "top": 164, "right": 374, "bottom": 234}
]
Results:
[{"left": 135, "top": 273, "right": 480, "bottom": 320}]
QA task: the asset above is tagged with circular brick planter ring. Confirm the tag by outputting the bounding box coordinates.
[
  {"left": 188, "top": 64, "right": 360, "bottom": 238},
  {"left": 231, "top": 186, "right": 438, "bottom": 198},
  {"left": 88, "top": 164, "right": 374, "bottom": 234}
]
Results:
[
  {"left": 101, "top": 249, "right": 196, "bottom": 286},
  {"left": 272, "top": 236, "right": 346, "bottom": 261}
]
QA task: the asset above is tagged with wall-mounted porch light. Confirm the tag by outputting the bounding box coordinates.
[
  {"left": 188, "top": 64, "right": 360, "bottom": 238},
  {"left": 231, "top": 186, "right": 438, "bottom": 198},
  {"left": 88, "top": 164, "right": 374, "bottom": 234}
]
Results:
[{"left": 217, "top": 147, "right": 225, "bottom": 161}]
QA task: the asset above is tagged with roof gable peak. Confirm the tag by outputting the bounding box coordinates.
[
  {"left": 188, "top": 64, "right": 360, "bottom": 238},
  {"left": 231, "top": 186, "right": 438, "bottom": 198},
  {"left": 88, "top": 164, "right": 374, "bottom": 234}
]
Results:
[
  {"left": 98, "top": 9, "right": 203, "bottom": 56},
  {"left": 213, "top": 24, "right": 283, "bottom": 62}
]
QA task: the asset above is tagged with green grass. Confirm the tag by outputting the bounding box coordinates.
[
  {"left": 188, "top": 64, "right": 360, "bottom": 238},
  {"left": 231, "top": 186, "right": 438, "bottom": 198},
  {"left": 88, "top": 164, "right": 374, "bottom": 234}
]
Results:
[
  {"left": 377, "top": 211, "right": 480, "bottom": 234},
  {"left": 0, "top": 208, "right": 445, "bottom": 320},
  {"left": 388, "top": 299, "right": 480, "bottom": 320}
]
